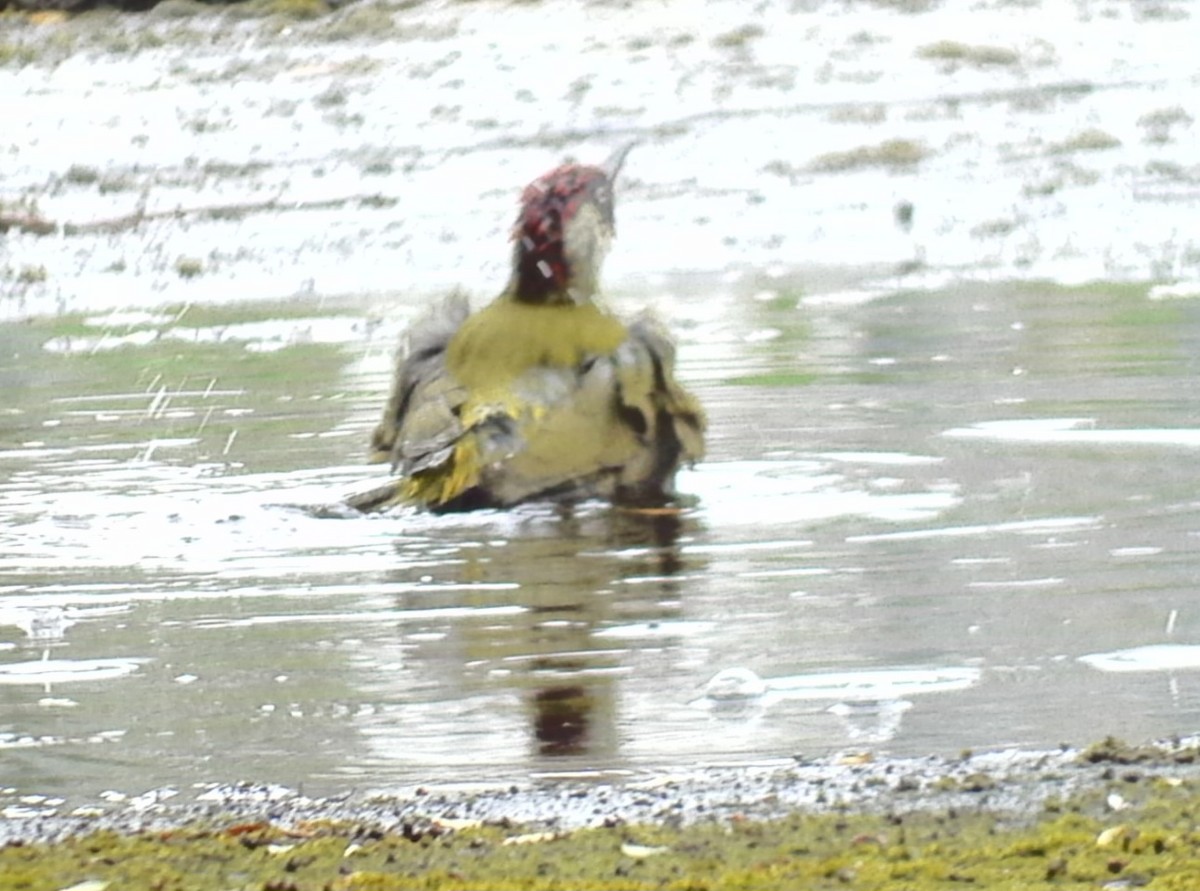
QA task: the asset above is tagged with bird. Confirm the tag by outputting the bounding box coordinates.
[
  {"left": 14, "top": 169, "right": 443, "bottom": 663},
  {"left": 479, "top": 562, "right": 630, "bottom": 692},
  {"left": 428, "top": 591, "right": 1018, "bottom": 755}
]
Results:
[{"left": 348, "top": 146, "right": 705, "bottom": 514}]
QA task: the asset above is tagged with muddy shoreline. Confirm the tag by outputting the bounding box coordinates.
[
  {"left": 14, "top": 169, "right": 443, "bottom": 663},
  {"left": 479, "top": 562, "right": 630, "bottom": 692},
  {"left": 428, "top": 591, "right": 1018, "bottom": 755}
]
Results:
[
  {"left": 4, "top": 739, "right": 1200, "bottom": 889},
  {"left": 3, "top": 736, "right": 1196, "bottom": 845}
]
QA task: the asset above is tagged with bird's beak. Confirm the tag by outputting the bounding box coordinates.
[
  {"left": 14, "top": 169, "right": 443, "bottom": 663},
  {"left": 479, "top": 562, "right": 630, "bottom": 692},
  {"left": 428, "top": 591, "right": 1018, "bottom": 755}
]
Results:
[{"left": 602, "top": 142, "right": 636, "bottom": 182}]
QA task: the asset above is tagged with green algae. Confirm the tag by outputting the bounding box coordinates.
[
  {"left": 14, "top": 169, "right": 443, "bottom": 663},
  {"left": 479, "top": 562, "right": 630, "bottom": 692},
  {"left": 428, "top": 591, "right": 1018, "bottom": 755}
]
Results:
[
  {"left": 916, "top": 40, "right": 1021, "bottom": 68},
  {"left": 807, "top": 139, "right": 929, "bottom": 174},
  {"left": 1048, "top": 128, "right": 1122, "bottom": 155},
  {"left": 6, "top": 778, "right": 1200, "bottom": 891},
  {"left": 1079, "top": 735, "right": 1200, "bottom": 766}
]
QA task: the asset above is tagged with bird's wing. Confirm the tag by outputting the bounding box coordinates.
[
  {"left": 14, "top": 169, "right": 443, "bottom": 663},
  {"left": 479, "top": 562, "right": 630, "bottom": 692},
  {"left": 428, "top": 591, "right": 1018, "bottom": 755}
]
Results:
[
  {"left": 367, "top": 292, "right": 471, "bottom": 472},
  {"left": 351, "top": 294, "right": 474, "bottom": 513},
  {"left": 478, "top": 311, "right": 705, "bottom": 507},
  {"left": 608, "top": 311, "right": 706, "bottom": 501},
  {"left": 354, "top": 301, "right": 704, "bottom": 513},
  {"left": 477, "top": 358, "right": 635, "bottom": 505}
]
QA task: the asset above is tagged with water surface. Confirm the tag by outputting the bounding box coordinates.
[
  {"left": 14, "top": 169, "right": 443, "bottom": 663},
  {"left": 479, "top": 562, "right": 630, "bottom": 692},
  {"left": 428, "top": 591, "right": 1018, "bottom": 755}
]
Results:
[
  {"left": 3, "top": 278, "right": 1199, "bottom": 808},
  {"left": 3, "top": 0, "right": 1199, "bottom": 813}
]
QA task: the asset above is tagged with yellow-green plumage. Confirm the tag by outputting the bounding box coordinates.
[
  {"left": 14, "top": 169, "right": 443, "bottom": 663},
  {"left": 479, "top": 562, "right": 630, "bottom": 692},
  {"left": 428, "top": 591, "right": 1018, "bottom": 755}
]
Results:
[
  {"left": 350, "top": 149, "right": 705, "bottom": 514},
  {"left": 447, "top": 299, "right": 628, "bottom": 389},
  {"left": 355, "top": 292, "right": 704, "bottom": 513}
]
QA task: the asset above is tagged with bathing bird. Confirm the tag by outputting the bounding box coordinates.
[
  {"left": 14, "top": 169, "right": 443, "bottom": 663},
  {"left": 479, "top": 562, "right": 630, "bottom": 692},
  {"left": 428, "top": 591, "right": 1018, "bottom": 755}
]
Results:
[{"left": 350, "top": 146, "right": 704, "bottom": 513}]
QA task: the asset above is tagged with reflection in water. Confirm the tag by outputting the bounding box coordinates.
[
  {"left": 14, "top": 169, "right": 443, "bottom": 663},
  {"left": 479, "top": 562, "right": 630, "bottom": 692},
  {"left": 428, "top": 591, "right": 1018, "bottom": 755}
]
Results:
[
  {"left": 3, "top": 280, "right": 1200, "bottom": 804},
  {"left": 694, "top": 665, "right": 980, "bottom": 745},
  {"left": 533, "top": 511, "right": 687, "bottom": 761},
  {"left": 381, "top": 508, "right": 697, "bottom": 769},
  {"left": 1080, "top": 645, "right": 1200, "bottom": 673},
  {"left": 0, "top": 656, "right": 149, "bottom": 685},
  {"left": 533, "top": 686, "right": 590, "bottom": 756}
]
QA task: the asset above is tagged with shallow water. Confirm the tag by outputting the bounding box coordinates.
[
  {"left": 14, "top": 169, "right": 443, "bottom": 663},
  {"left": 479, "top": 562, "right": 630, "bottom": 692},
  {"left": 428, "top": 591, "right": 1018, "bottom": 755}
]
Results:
[
  {"left": 2, "top": 0, "right": 1200, "bottom": 812},
  {"left": 2, "top": 277, "right": 1200, "bottom": 808}
]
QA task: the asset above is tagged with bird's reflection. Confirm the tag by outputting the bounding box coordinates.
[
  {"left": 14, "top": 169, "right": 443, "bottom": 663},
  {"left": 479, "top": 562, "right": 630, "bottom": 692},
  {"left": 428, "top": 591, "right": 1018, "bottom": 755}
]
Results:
[
  {"left": 386, "top": 504, "right": 702, "bottom": 766},
  {"left": 532, "top": 685, "right": 591, "bottom": 756}
]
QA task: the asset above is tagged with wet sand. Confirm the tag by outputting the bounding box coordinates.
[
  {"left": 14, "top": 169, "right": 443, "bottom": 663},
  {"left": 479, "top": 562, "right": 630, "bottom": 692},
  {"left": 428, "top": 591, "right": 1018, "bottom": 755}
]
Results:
[{"left": 3, "top": 738, "right": 1200, "bottom": 888}]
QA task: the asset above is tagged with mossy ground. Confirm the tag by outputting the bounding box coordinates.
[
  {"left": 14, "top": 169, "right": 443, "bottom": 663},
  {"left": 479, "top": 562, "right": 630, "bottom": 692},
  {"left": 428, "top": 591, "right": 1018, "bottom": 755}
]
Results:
[{"left": 4, "top": 776, "right": 1200, "bottom": 891}]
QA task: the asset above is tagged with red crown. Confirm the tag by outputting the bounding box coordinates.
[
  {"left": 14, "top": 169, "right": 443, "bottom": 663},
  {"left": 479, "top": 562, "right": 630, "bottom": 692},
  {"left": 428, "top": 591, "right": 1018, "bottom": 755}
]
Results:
[{"left": 513, "top": 164, "right": 608, "bottom": 295}]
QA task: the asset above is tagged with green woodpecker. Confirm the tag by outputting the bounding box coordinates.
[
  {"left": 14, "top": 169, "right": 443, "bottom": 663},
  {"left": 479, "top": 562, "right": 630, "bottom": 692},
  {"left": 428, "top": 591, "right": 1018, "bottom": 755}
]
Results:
[{"left": 352, "top": 147, "right": 705, "bottom": 513}]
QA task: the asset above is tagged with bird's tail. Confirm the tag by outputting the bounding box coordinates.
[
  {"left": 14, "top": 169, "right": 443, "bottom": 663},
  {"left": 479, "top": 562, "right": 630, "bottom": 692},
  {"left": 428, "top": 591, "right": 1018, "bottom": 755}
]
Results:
[{"left": 344, "top": 479, "right": 408, "bottom": 514}]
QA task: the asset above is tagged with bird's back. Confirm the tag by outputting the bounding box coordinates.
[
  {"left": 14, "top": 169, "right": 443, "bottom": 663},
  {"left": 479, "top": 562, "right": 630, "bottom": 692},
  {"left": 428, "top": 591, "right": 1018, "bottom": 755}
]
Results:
[
  {"left": 357, "top": 293, "right": 704, "bottom": 513},
  {"left": 348, "top": 147, "right": 705, "bottom": 514}
]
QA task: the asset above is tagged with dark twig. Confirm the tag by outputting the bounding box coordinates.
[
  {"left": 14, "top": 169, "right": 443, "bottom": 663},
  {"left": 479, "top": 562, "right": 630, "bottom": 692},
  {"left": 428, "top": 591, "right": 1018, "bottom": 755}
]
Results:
[
  {"left": 0, "top": 212, "right": 57, "bottom": 236},
  {"left": 0, "top": 194, "right": 396, "bottom": 238}
]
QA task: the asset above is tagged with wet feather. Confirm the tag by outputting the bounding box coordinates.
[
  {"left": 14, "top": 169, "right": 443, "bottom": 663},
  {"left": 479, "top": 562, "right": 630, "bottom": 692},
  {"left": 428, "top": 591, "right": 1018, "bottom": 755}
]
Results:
[{"left": 350, "top": 149, "right": 704, "bottom": 513}]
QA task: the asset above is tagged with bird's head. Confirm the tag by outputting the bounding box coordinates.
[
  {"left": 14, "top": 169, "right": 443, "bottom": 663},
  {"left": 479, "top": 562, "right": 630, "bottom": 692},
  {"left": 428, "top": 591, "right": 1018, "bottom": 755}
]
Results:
[{"left": 509, "top": 144, "right": 633, "bottom": 306}]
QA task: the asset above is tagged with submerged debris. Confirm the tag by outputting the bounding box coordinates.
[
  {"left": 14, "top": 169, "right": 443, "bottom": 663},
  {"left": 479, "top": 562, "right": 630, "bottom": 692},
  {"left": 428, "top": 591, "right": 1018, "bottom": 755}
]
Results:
[{"left": 1079, "top": 735, "right": 1200, "bottom": 766}]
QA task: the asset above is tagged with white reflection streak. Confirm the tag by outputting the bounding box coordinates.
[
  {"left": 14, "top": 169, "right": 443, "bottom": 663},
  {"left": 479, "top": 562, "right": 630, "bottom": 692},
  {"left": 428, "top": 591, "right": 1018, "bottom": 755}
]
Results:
[
  {"left": 0, "top": 653, "right": 150, "bottom": 686},
  {"left": 89, "top": 331, "right": 111, "bottom": 355},
  {"left": 966, "top": 578, "right": 1063, "bottom": 590},
  {"left": 192, "top": 604, "right": 527, "bottom": 630},
  {"left": 1079, "top": 644, "right": 1200, "bottom": 672},
  {"left": 197, "top": 405, "right": 216, "bottom": 434},
  {"left": 944, "top": 419, "right": 1200, "bottom": 447},
  {"left": 847, "top": 516, "right": 1097, "bottom": 543},
  {"left": 145, "top": 385, "right": 168, "bottom": 419}
]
